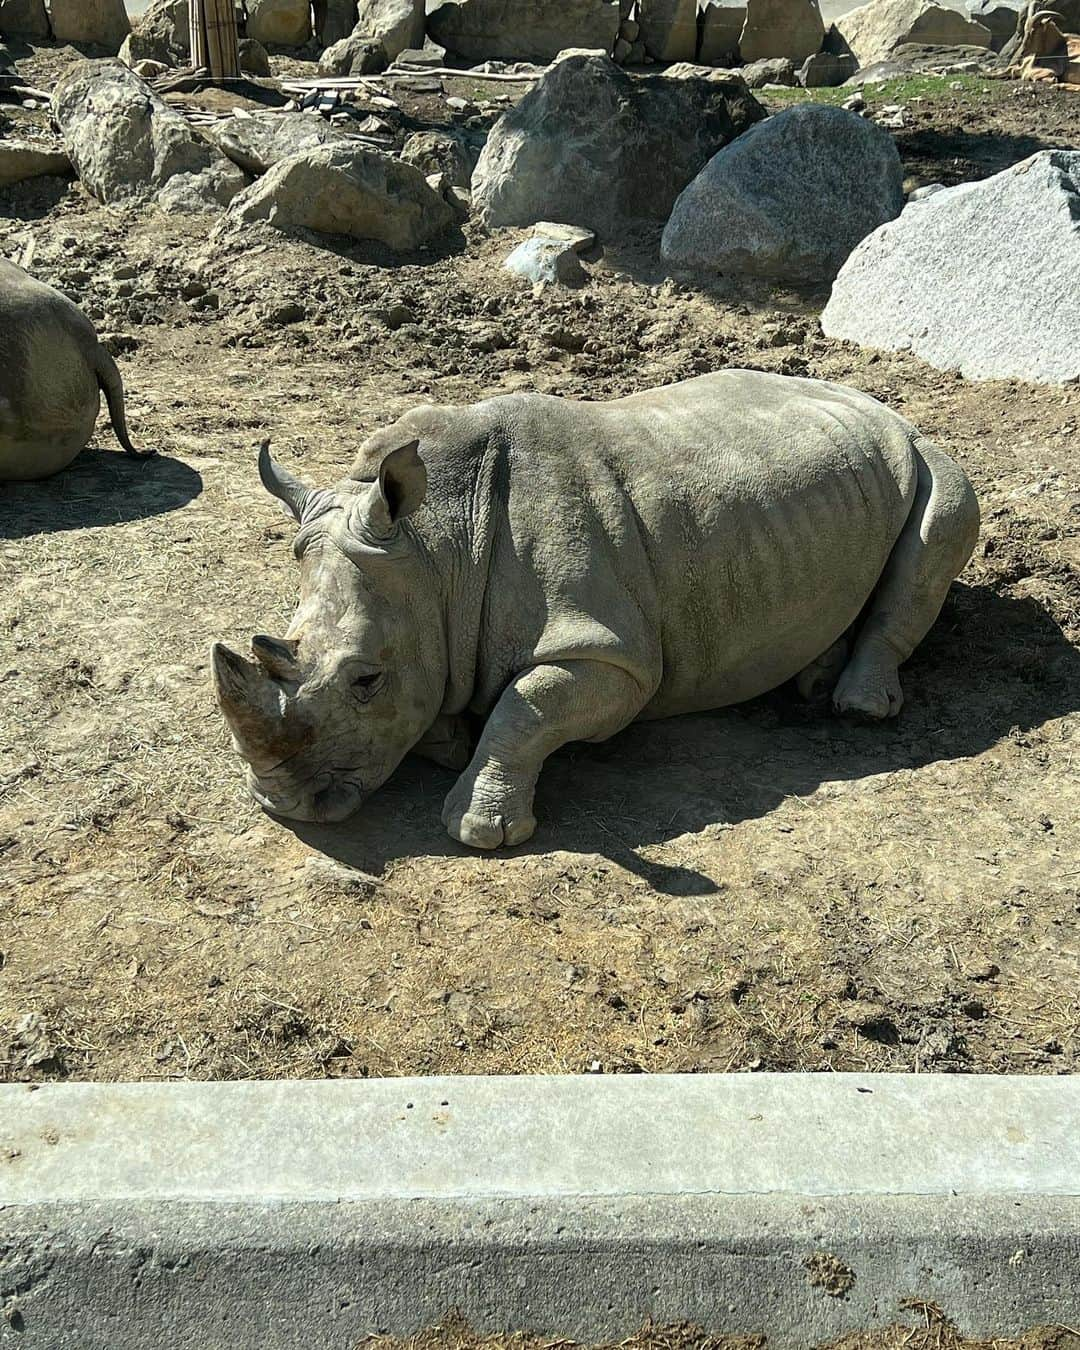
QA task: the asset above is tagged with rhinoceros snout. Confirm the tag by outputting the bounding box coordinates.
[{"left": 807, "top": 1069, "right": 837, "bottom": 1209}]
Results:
[{"left": 246, "top": 771, "right": 365, "bottom": 824}]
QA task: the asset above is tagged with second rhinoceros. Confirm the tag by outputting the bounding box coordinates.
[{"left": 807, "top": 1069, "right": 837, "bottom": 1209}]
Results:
[{"left": 213, "top": 370, "right": 979, "bottom": 847}]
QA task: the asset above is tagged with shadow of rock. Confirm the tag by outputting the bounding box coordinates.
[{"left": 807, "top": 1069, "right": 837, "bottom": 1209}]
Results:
[
  {"left": 0, "top": 448, "right": 202, "bottom": 539},
  {"left": 281, "top": 582, "right": 1080, "bottom": 897},
  {"left": 0, "top": 174, "right": 73, "bottom": 222}
]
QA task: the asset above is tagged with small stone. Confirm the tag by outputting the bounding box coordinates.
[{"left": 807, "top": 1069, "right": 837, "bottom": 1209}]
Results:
[
  {"left": 504, "top": 236, "right": 587, "bottom": 288},
  {"left": 269, "top": 300, "right": 306, "bottom": 324},
  {"left": 532, "top": 220, "right": 597, "bottom": 253}
]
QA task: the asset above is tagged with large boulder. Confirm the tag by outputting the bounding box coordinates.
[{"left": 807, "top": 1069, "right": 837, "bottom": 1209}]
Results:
[
  {"left": 52, "top": 60, "right": 247, "bottom": 210},
  {"left": 662, "top": 103, "right": 904, "bottom": 281},
  {"left": 118, "top": 0, "right": 189, "bottom": 65},
  {"left": 205, "top": 112, "right": 349, "bottom": 176},
  {"left": 314, "top": 0, "right": 359, "bottom": 44},
  {"left": 0, "top": 0, "right": 50, "bottom": 38},
  {"left": 224, "top": 144, "right": 457, "bottom": 249},
  {"left": 739, "top": 0, "right": 825, "bottom": 60},
  {"left": 837, "top": 0, "right": 991, "bottom": 65},
  {"left": 472, "top": 54, "right": 764, "bottom": 236},
  {"left": 318, "top": 30, "right": 388, "bottom": 70},
  {"left": 699, "top": 0, "right": 747, "bottom": 62},
  {"left": 400, "top": 128, "right": 475, "bottom": 186},
  {"left": 354, "top": 0, "right": 424, "bottom": 58},
  {"left": 427, "top": 0, "right": 620, "bottom": 61},
  {"left": 48, "top": 0, "right": 130, "bottom": 49},
  {"left": 822, "top": 150, "right": 1080, "bottom": 384},
  {"left": 246, "top": 0, "right": 313, "bottom": 46},
  {"left": 0, "top": 140, "right": 71, "bottom": 185},
  {"left": 638, "top": 0, "right": 698, "bottom": 60},
  {"left": 968, "top": 0, "right": 1022, "bottom": 49}
]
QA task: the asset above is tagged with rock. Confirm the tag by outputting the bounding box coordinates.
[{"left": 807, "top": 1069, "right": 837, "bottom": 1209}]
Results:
[
  {"left": 619, "top": 15, "right": 639, "bottom": 38},
  {"left": 699, "top": 0, "right": 747, "bottom": 62},
  {"left": 888, "top": 38, "right": 996, "bottom": 67},
  {"left": 836, "top": 0, "right": 991, "bottom": 66},
  {"left": 314, "top": 0, "right": 358, "bottom": 45},
  {"left": 740, "top": 53, "right": 796, "bottom": 81},
  {"left": 472, "top": 54, "right": 764, "bottom": 236},
  {"left": 355, "top": 0, "right": 424, "bottom": 59},
  {"left": 318, "top": 30, "right": 388, "bottom": 71},
  {"left": 638, "top": 0, "right": 698, "bottom": 61},
  {"left": 246, "top": 0, "right": 312, "bottom": 46},
  {"left": 206, "top": 111, "right": 349, "bottom": 176},
  {"left": 798, "top": 48, "right": 857, "bottom": 80},
  {"left": 533, "top": 220, "right": 597, "bottom": 251},
  {"left": 822, "top": 150, "right": 1080, "bottom": 384},
  {"left": 427, "top": 0, "right": 621, "bottom": 63},
  {"left": 48, "top": 0, "right": 130, "bottom": 49},
  {"left": 969, "top": 0, "right": 1022, "bottom": 50},
  {"left": 239, "top": 37, "right": 272, "bottom": 73},
  {"left": 224, "top": 143, "right": 456, "bottom": 249},
  {"left": 400, "top": 129, "right": 475, "bottom": 187},
  {"left": 739, "top": 0, "right": 824, "bottom": 61},
  {"left": 52, "top": 60, "right": 243, "bottom": 209},
  {"left": 662, "top": 57, "right": 735, "bottom": 73},
  {"left": 842, "top": 56, "right": 908, "bottom": 79},
  {"left": 614, "top": 34, "right": 633, "bottom": 58},
  {"left": 0, "top": 140, "right": 71, "bottom": 186},
  {"left": 662, "top": 103, "right": 904, "bottom": 281},
  {"left": 118, "top": 0, "right": 189, "bottom": 66},
  {"left": 132, "top": 57, "right": 169, "bottom": 76},
  {"left": 0, "top": 0, "right": 50, "bottom": 38},
  {"left": 157, "top": 159, "right": 251, "bottom": 213},
  {"left": 504, "top": 235, "right": 587, "bottom": 287},
  {"left": 907, "top": 180, "right": 946, "bottom": 198}
]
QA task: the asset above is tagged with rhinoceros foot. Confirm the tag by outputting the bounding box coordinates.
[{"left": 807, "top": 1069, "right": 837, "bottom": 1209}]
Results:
[
  {"left": 442, "top": 762, "right": 538, "bottom": 850},
  {"left": 832, "top": 638, "right": 904, "bottom": 720}
]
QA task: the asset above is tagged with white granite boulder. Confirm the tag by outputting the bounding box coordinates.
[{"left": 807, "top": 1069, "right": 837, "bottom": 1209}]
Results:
[
  {"left": 662, "top": 103, "right": 904, "bottom": 281},
  {"left": 837, "top": 0, "right": 991, "bottom": 66},
  {"left": 822, "top": 150, "right": 1080, "bottom": 384},
  {"left": 354, "top": 0, "right": 424, "bottom": 59},
  {"left": 0, "top": 140, "right": 71, "bottom": 186},
  {"left": 224, "top": 144, "right": 456, "bottom": 250}
]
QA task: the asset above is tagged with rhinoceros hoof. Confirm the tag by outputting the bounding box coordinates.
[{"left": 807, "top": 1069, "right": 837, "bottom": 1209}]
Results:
[
  {"left": 442, "top": 773, "right": 538, "bottom": 850},
  {"left": 832, "top": 659, "right": 904, "bottom": 720}
]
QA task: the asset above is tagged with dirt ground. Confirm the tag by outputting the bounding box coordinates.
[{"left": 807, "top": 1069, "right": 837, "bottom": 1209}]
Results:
[
  {"left": 1, "top": 52, "right": 1078, "bottom": 1088},
  {"left": 360, "top": 1311, "right": 1080, "bottom": 1350}
]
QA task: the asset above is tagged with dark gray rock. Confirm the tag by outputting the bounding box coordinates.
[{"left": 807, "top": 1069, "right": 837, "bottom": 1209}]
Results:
[
  {"left": 400, "top": 129, "right": 476, "bottom": 188},
  {"left": 822, "top": 150, "right": 1080, "bottom": 384},
  {"left": 355, "top": 0, "right": 424, "bottom": 60},
  {"left": 49, "top": 0, "right": 130, "bottom": 50},
  {"left": 968, "top": 0, "right": 1022, "bottom": 50},
  {"left": 314, "top": 0, "right": 358, "bottom": 45},
  {"left": 472, "top": 54, "right": 764, "bottom": 237},
  {"left": 239, "top": 37, "right": 273, "bottom": 74},
  {"left": 118, "top": 0, "right": 188, "bottom": 66},
  {"left": 224, "top": 143, "right": 456, "bottom": 249},
  {"left": 427, "top": 0, "right": 620, "bottom": 62},
  {"left": 662, "top": 102, "right": 904, "bottom": 281}
]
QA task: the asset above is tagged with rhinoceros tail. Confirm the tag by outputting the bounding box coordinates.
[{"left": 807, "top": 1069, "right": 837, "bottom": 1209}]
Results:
[{"left": 94, "top": 345, "right": 156, "bottom": 459}]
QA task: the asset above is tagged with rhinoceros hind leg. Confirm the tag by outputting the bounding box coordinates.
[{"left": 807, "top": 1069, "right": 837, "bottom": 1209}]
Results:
[
  {"left": 796, "top": 637, "right": 849, "bottom": 703},
  {"left": 443, "top": 661, "right": 649, "bottom": 849},
  {"left": 834, "top": 440, "right": 979, "bottom": 720}
]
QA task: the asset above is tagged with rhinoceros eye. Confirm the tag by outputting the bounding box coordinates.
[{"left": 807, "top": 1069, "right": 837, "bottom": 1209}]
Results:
[{"left": 352, "top": 671, "right": 383, "bottom": 701}]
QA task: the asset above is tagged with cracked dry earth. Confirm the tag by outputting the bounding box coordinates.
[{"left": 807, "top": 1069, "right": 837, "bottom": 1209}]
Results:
[{"left": 0, "top": 63, "right": 1078, "bottom": 1087}]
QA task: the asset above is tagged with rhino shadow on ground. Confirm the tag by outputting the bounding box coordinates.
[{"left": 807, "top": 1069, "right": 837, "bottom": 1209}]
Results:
[
  {"left": 286, "top": 582, "right": 1080, "bottom": 896},
  {"left": 0, "top": 448, "right": 202, "bottom": 540}
]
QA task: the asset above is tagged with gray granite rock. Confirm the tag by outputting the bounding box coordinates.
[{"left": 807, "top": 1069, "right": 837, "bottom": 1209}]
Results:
[
  {"left": 472, "top": 54, "right": 764, "bottom": 236},
  {"left": 638, "top": 0, "right": 698, "bottom": 60},
  {"left": 699, "top": 0, "right": 747, "bottom": 62},
  {"left": 504, "top": 235, "right": 587, "bottom": 286},
  {"left": 797, "top": 48, "right": 856, "bottom": 81},
  {"left": 837, "top": 0, "right": 990, "bottom": 66},
  {"left": 741, "top": 54, "right": 796, "bottom": 82},
  {"left": 314, "top": 0, "right": 359, "bottom": 45},
  {"left": 662, "top": 102, "right": 904, "bottom": 281},
  {"left": 318, "top": 30, "right": 388, "bottom": 70},
  {"left": 822, "top": 150, "right": 1080, "bottom": 384},
  {"left": 224, "top": 144, "right": 456, "bottom": 249},
  {"left": 246, "top": 0, "right": 312, "bottom": 46},
  {"left": 739, "top": 0, "right": 824, "bottom": 61},
  {"left": 206, "top": 112, "right": 349, "bottom": 177},
  {"left": 49, "top": 0, "right": 130, "bottom": 49},
  {"left": 354, "top": 0, "right": 424, "bottom": 59}
]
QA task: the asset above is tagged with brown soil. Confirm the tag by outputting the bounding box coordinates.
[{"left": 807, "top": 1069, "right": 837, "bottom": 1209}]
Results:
[{"left": 1, "top": 53, "right": 1078, "bottom": 1087}]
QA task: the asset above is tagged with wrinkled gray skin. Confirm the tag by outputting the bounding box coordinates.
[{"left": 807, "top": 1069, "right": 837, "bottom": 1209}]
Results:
[
  {"left": 213, "top": 370, "right": 979, "bottom": 848},
  {"left": 0, "top": 259, "right": 151, "bottom": 480}
]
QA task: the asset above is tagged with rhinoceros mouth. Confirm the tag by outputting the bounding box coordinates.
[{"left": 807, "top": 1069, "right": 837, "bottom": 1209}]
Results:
[{"left": 246, "top": 770, "right": 365, "bottom": 824}]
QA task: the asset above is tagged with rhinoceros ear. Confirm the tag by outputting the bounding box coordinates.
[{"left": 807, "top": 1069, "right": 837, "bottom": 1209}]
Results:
[{"left": 364, "top": 440, "right": 427, "bottom": 536}]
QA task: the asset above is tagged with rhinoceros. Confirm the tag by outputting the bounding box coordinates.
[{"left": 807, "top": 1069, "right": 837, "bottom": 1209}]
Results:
[
  {"left": 0, "top": 259, "right": 151, "bottom": 480},
  {"left": 213, "top": 370, "right": 979, "bottom": 848}
]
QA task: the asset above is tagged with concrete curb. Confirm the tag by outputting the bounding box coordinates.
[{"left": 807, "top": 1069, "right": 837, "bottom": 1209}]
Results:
[{"left": 1, "top": 1074, "right": 1078, "bottom": 1347}]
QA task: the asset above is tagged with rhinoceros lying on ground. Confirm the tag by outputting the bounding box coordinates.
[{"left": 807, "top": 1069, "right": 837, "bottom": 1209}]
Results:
[
  {"left": 0, "top": 259, "right": 151, "bottom": 480},
  {"left": 213, "top": 370, "right": 979, "bottom": 848}
]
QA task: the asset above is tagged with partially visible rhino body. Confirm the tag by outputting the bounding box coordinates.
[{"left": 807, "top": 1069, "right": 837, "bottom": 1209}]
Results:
[
  {"left": 214, "top": 370, "right": 979, "bottom": 847},
  {"left": 0, "top": 259, "right": 151, "bottom": 480}
]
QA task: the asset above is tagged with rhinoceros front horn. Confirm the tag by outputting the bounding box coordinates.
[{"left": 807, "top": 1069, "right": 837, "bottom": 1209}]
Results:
[
  {"left": 258, "top": 440, "right": 318, "bottom": 523},
  {"left": 212, "top": 642, "right": 290, "bottom": 769}
]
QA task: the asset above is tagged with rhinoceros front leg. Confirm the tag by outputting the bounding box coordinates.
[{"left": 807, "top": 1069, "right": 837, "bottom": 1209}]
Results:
[{"left": 442, "top": 661, "right": 648, "bottom": 849}]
